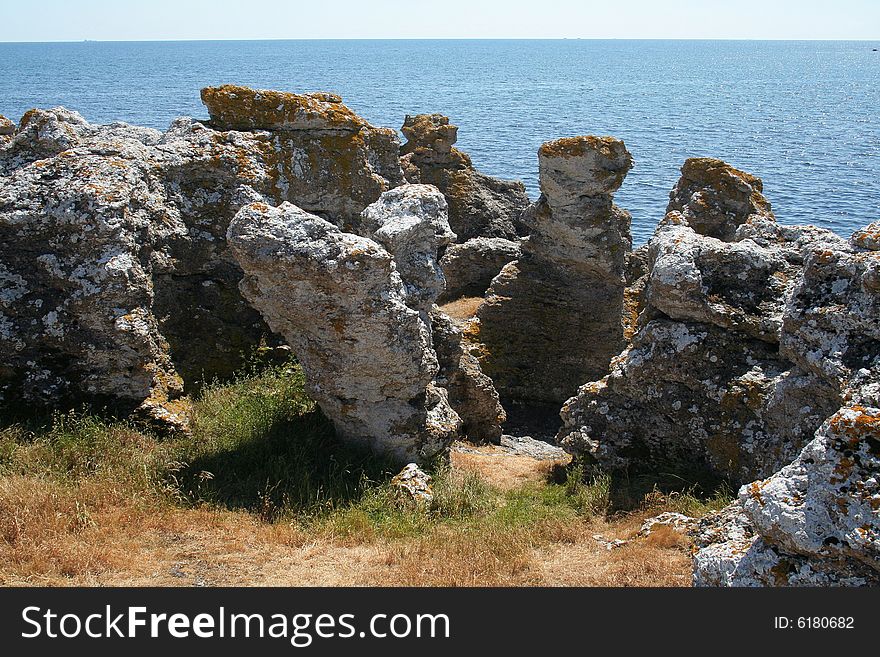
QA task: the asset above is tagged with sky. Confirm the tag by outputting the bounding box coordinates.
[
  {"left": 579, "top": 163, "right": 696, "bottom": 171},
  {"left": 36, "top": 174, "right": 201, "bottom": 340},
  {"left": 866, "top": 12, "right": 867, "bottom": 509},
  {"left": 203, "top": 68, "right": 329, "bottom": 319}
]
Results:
[{"left": 0, "top": 0, "right": 878, "bottom": 42}]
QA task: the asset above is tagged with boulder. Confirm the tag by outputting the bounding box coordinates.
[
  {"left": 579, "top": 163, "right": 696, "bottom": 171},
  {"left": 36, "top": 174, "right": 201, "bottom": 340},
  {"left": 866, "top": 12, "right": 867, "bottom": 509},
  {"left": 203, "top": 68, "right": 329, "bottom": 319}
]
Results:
[
  {"left": 201, "top": 85, "right": 404, "bottom": 232},
  {"left": 558, "top": 158, "right": 858, "bottom": 485},
  {"left": 476, "top": 136, "right": 634, "bottom": 407},
  {"left": 693, "top": 224, "right": 879, "bottom": 586},
  {"left": 693, "top": 404, "right": 880, "bottom": 587},
  {"left": 0, "top": 115, "right": 14, "bottom": 147},
  {"left": 361, "top": 184, "right": 456, "bottom": 316},
  {"left": 0, "top": 86, "right": 407, "bottom": 430},
  {"left": 227, "top": 200, "right": 461, "bottom": 463},
  {"left": 665, "top": 157, "right": 773, "bottom": 241},
  {"left": 431, "top": 309, "right": 506, "bottom": 444},
  {"left": 438, "top": 237, "right": 522, "bottom": 302},
  {"left": 0, "top": 127, "right": 189, "bottom": 431},
  {"left": 400, "top": 114, "right": 529, "bottom": 242}
]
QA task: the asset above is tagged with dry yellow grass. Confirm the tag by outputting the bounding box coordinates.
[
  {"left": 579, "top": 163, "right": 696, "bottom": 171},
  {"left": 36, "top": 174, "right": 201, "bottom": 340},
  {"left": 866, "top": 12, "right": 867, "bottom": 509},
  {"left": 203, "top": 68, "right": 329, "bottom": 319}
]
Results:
[
  {"left": 0, "top": 450, "right": 699, "bottom": 587},
  {"left": 439, "top": 296, "right": 483, "bottom": 321}
]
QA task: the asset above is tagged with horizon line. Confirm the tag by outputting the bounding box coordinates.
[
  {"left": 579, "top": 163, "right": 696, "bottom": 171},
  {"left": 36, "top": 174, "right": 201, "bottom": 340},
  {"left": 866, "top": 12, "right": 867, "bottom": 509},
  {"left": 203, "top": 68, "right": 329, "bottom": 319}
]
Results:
[{"left": 1, "top": 37, "right": 879, "bottom": 44}]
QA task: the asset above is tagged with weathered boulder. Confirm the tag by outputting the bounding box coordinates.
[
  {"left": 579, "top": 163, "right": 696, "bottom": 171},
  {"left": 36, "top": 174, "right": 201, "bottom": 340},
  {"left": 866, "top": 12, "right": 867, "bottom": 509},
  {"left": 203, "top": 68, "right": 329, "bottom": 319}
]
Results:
[
  {"left": 438, "top": 237, "right": 522, "bottom": 302},
  {"left": 0, "top": 126, "right": 190, "bottom": 430},
  {"left": 431, "top": 309, "right": 506, "bottom": 444},
  {"left": 227, "top": 200, "right": 460, "bottom": 463},
  {"left": 557, "top": 158, "right": 862, "bottom": 486},
  {"left": 665, "top": 157, "right": 773, "bottom": 241},
  {"left": 400, "top": 114, "right": 529, "bottom": 242},
  {"left": 0, "top": 86, "right": 408, "bottom": 429},
  {"left": 201, "top": 85, "right": 404, "bottom": 232},
  {"left": 360, "top": 184, "right": 455, "bottom": 316},
  {"left": 693, "top": 224, "right": 880, "bottom": 586},
  {"left": 476, "top": 136, "right": 634, "bottom": 407},
  {"left": 0, "top": 115, "right": 14, "bottom": 147},
  {"left": 693, "top": 403, "right": 880, "bottom": 586}
]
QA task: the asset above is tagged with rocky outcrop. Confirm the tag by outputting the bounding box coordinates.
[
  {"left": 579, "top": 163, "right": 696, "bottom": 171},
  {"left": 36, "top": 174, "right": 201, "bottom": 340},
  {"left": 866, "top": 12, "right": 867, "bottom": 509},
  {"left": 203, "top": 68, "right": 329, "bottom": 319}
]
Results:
[
  {"left": 360, "top": 184, "right": 455, "bottom": 316},
  {"left": 400, "top": 114, "right": 529, "bottom": 242},
  {"left": 693, "top": 228, "right": 879, "bottom": 586},
  {"left": 227, "top": 195, "right": 461, "bottom": 464},
  {"left": 693, "top": 404, "right": 880, "bottom": 586},
  {"left": 0, "top": 115, "right": 14, "bottom": 147},
  {"left": 438, "top": 237, "right": 522, "bottom": 302},
  {"left": 431, "top": 309, "right": 506, "bottom": 444},
  {"left": 0, "top": 87, "right": 406, "bottom": 429},
  {"left": 557, "top": 158, "right": 862, "bottom": 485},
  {"left": 476, "top": 136, "right": 634, "bottom": 406},
  {"left": 201, "top": 85, "right": 404, "bottom": 232}
]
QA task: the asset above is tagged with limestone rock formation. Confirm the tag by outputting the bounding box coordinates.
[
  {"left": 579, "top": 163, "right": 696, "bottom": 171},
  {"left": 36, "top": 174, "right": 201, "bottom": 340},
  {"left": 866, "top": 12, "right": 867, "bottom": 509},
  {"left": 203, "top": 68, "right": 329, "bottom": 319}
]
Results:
[
  {"left": 477, "top": 136, "right": 634, "bottom": 407},
  {"left": 693, "top": 404, "right": 880, "bottom": 586},
  {"left": 400, "top": 113, "right": 529, "bottom": 242},
  {"left": 0, "top": 115, "right": 189, "bottom": 430},
  {"left": 431, "top": 309, "right": 506, "bottom": 444},
  {"left": 438, "top": 237, "right": 522, "bottom": 302},
  {"left": 0, "top": 115, "right": 14, "bottom": 147},
  {"left": 693, "top": 225, "right": 879, "bottom": 586},
  {"left": 0, "top": 87, "right": 407, "bottom": 429},
  {"left": 557, "top": 158, "right": 867, "bottom": 485},
  {"left": 360, "top": 184, "right": 455, "bottom": 315},
  {"left": 201, "top": 85, "right": 404, "bottom": 232},
  {"left": 228, "top": 200, "right": 460, "bottom": 463},
  {"left": 665, "top": 157, "right": 773, "bottom": 241}
]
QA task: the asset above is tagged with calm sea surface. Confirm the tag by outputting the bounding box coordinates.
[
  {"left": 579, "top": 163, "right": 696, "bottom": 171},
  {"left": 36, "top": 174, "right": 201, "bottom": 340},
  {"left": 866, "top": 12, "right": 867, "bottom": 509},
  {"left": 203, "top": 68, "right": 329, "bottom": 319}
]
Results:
[{"left": 1, "top": 40, "right": 877, "bottom": 243}]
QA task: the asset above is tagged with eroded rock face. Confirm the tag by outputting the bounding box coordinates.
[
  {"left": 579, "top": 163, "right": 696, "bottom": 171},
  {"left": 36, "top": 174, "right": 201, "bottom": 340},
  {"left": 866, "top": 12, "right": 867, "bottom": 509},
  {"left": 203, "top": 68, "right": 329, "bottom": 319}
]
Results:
[
  {"left": 228, "top": 200, "right": 460, "bottom": 463},
  {"left": 666, "top": 157, "right": 773, "bottom": 241},
  {"left": 400, "top": 114, "right": 529, "bottom": 242},
  {"left": 438, "top": 237, "right": 522, "bottom": 302},
  {"left": 693, "top": 225, "right": 879, "bottom": 586},
  {"left": 477, "top": 136, "right": 634, "bottom": 406},
  {"left": 431, "top": 309, "right": 506, "bottom": 444},
  {"left": 693, "top": 404, "right": 880, "bottom": 587},
  {"left": 0, "top": 121, "right": 190, "bottom": 430},
  {"left": 361, "top": 184, "right": 455, "bottom": 315},
  {"left": 0, "top": 87, "right": 407, "bottom": 429},
  {"left": 557, "top": 158, "right": 861, "bottom": 485},
  {"left": 202, "top": 85, "right": 404, "bottom": 232},
  {"left": 0, "top": 115, "right": 15, "bottom": 147}
]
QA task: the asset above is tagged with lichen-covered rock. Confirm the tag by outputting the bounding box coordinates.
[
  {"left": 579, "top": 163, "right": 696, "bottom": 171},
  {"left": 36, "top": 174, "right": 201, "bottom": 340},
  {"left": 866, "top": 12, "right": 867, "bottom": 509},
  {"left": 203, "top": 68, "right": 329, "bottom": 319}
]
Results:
[
  {"left": 558, "top": 319, "right": 840, "bottom": 482},
  {"left": 0, "top": 115, "right": 14, "bottom": 147},
  {"left": 693, "top": 405, "right": 880, "bottom": 587},
  {"left": 665, "top": 157, "right": 773, "bottom": 241},
  {"left": 361, "top": 184, "right": 455, "bottom": 315},
  {"left": 228, "top": 201, "right": 460, "bottom": 463},
  {"left": 852, "top": 222, "right": 880, "bottom": 251},
  {"left": 0, "top": 107, "right": 161, "bottom": 176},
  {"left": 0, "top": 130, "right": 190, "bottom": 431},
  {"left": 391, "top": 463, "right": 434, "bottom": 504},
  {"left": 557, "top": 159, "right": 865, "bottom": 485},
  {"left": 692, "top": 503, "right": 879, "bottom": 586},
  {"left": 742, "top": 406, "right": 879, "bottom": 570},
  {"left": 438, "top": 237, "right": 522, "bottom": 302},
  {"left": 431, "top": 309, "right": 505, "bottom": 444},
  {"left": 400, "top": 114, "right": 529, "bottom": 242},
  {"left": 477, "top": 136, "right": 634, "bottom": 406},
  {"left": 1, "top": 87, "right": 411, "bottom": 429},
  {"left": 201, "top": 85, "right": 404, "bottom": 231}
]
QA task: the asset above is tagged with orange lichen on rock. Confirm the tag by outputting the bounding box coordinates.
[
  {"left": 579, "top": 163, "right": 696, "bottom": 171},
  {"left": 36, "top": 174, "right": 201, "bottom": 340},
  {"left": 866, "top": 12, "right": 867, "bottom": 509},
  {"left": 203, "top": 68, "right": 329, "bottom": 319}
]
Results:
[{"left": 201, "top": 85, "right": 367, "bottom": 133}]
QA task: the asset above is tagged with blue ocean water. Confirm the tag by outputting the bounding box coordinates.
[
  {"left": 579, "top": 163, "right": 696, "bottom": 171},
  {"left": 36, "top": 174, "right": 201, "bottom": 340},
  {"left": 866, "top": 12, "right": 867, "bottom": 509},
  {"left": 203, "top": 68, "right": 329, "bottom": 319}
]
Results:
[{"left": 1, "top": 39, "right": 877, "bottom": 244}]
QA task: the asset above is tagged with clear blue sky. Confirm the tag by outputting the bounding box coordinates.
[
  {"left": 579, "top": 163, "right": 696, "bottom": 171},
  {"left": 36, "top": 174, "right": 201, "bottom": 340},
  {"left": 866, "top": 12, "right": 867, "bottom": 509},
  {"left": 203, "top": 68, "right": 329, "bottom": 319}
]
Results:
[{"left": 1, "top": 0, "right": 878, "bottom": 41}]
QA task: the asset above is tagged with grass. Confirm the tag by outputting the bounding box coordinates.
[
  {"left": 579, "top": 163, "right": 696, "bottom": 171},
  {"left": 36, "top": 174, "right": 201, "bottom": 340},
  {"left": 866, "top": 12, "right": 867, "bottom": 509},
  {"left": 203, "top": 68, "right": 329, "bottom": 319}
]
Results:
[{"left": 0, "top": 359, "right": 733, "bottom": 586}]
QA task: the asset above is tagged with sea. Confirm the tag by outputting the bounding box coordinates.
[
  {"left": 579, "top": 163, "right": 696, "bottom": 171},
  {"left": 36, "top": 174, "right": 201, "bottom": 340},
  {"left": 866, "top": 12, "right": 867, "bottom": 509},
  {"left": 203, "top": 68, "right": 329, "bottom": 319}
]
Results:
[{"left": 1, "top": 39, "right": 877, "bottom": 244}]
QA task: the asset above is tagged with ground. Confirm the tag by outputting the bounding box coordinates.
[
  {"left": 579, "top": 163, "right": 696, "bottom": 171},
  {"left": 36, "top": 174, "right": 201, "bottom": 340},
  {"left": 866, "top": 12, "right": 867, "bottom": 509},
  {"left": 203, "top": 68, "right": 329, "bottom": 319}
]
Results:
[{"left": 0, "top": 302, "right": 730, "bottom": 587}]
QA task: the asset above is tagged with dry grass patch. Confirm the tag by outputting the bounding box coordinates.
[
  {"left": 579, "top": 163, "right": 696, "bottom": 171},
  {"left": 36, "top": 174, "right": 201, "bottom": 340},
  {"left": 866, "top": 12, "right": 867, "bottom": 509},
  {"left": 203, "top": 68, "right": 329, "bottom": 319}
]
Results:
[
  {"left": 439, "top": 296, "right": 483, "bottom": 321},
  {"left": 0, "top": 360, "right": 732, "bottom": 587}
]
